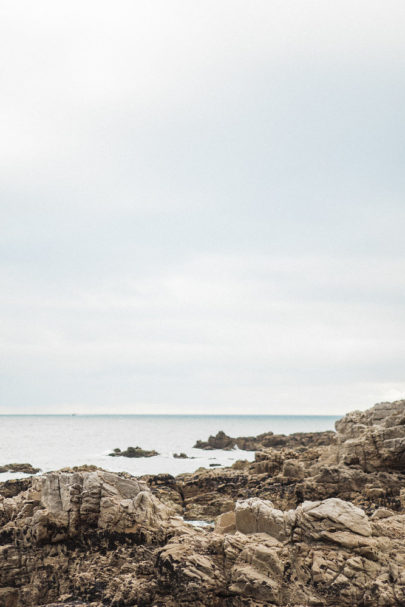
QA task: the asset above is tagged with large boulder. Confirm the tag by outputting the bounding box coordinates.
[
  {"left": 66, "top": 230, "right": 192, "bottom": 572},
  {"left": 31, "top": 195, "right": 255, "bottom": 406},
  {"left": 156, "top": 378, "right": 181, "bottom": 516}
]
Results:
[
  {"left": 336, "top": 400, "right": 405, "bottom": 471},
  {"left": 234, "top": 496, "right": 372, "bottom": 540}
]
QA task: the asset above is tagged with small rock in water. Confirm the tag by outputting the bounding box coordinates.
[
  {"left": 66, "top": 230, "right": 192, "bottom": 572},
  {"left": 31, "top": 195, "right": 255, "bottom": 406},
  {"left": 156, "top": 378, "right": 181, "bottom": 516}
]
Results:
[
  {"left": 0, "top": 463, "right": 40, "bottom": 474},
  {"left": 109, "top": 446, "right": 159, "bottom": 458}
]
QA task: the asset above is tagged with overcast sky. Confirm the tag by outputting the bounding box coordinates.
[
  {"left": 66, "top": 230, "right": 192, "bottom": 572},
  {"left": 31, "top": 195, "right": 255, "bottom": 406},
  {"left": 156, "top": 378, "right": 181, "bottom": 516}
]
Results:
[{"left": 1, "top": 1, "right": 404, "bottom": 415}]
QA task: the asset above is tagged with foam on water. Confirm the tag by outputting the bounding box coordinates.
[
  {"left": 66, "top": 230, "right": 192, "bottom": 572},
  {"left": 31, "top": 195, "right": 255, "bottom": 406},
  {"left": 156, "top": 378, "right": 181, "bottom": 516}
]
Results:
[{"left": 0, "top": 414, "right": 339, "bottom": 481}]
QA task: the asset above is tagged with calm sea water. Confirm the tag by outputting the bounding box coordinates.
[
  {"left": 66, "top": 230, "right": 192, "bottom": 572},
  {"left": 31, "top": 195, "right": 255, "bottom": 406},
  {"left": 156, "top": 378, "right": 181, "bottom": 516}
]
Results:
[{"left": 0, "top": 415, "right": 339, "bottom": 481}]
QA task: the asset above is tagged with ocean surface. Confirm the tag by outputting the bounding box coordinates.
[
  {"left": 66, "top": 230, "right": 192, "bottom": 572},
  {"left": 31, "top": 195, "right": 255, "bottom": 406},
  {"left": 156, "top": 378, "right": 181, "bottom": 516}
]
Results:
[{"left": 0, "top": 415, "right": 339, "bottom": 481}]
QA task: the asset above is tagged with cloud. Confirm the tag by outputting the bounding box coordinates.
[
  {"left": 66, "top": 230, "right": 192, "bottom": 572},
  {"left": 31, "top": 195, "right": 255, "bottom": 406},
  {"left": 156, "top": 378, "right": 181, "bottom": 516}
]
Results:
[
  {"left": 1, "top": 254, "right": 405, "bottom": 413},
  {"left": 1, "top": 1, "right": 404, "bottom": 413}
]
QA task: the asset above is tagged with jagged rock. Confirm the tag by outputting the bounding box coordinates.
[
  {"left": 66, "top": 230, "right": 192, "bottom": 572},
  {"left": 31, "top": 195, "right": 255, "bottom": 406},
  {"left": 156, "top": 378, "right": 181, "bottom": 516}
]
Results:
[
  {"left": 0, "top": 463, "right": 40, "bottom": 475},
  {"left": 0, "top": 470, "right": 184, "bottom": 606},
  {"left": 335, "top": 399, "right": 405, "bottom": 471},
  {"left": 141, "top": 473, "right": 184, "bottom": 515},
  {"left": 158, "top": 496, "right": 405, "bottom": 606},
  {"left": 234, "top": 496, "right": 374, "bottom": 542},
  {"left": 109, "top": 446, "right": 159, "bottom": 458},
  {"left": 173, "top": 452, "right": 189, "bottom": 459},
  {"left": 1, "top": 470, "right": 405, "bottom": 606},
  {"left": 152, "top": 401, "right": 405, "bottom": 523},
  {"left": 193, "top": 431, "right": 235, "bottom": 450}
]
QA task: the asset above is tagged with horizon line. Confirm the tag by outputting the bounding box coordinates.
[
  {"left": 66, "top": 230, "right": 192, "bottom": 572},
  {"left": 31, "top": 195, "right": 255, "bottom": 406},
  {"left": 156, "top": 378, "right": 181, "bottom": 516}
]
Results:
[{"left": 0, "top": 412, "right": 341, "bottom": 417}]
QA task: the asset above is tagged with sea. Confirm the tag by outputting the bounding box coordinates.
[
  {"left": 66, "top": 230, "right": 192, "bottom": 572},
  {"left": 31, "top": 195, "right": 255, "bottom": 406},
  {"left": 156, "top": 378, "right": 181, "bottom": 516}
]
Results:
[{"left": 0, "top": 415, "right": 339, "bottom": 481}]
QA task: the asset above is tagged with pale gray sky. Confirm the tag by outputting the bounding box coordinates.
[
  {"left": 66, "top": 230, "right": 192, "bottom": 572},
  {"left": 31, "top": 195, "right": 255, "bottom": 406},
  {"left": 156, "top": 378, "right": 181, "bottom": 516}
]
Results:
[{"left": 1, "top": 0, "right": 404, "bottom": 414}]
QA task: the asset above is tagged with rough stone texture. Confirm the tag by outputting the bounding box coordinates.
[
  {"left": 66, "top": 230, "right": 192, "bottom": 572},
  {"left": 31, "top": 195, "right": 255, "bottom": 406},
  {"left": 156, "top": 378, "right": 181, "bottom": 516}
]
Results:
[
  {"left": 153, "top": 401, "right": 405, "bottom": 522},
  {"left": 1, "top": 399, "right": 405, "bottom": 606},
  {"left": 335, "top": 399, "right": 405, "bottom": 471}
]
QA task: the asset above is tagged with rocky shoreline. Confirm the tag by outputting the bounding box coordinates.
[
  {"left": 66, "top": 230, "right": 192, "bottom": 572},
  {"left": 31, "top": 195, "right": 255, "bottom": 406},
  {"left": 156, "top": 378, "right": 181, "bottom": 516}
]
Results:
[
  {"left": 1, "top": 399, "right": 405, "bottom": 606},
  {"left": 0, "top": 464, "right": 40, "bottom": 475}
]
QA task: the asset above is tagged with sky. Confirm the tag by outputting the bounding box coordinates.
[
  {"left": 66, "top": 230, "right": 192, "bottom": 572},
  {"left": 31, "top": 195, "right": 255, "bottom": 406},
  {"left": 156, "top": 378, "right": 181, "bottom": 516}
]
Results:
[{"left": 1, "top": 0, "right": 404, "bottom": 415}]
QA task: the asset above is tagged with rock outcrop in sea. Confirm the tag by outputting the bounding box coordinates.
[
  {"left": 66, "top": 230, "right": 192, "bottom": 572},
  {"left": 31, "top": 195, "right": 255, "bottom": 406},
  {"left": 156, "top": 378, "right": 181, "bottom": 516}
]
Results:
[
  {"left": 194, "top": 429, "right": 336, "bottom": 451},
  {"left": 1, "top": 399, "right": 405, "bottom": 606},
  {"left": 108, "top": 446, "right": 159, "bottom": 458},
  {"left": 0, "top": 464, "right": 40, "bottom": 475}
]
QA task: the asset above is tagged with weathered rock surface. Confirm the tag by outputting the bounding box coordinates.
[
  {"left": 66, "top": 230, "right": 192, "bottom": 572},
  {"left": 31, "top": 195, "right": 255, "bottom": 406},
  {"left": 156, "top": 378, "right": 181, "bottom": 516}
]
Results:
[
  {"left": 336, "top": 399, "right": 405, "bottom": 471},
  {"left": 0, "top": 469, "right": 180, "bottom": 606},
  {"left": 157, "top": 400, "right": 405, "bottom": 522},
  {"left": 1, "top": 399, "right": 405, "bottom": 606},
  {"left": 108, "top": 446, "right": 159, "bottom": 458}
]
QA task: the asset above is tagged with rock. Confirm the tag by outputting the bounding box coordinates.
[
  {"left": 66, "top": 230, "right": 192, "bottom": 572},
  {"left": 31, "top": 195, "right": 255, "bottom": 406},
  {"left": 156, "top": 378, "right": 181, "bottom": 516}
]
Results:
[
  {"left": 335, "top": 400, "right": 405, "bottom": 472},
  {"left": 0, "top": 477, "right": 32, "bottom": 498},
  {"left": 0, "top": 474, "right": 404, "bottom": 606},
  {"left": 370, "top": 507, "right": 395, "bottom": 520},
  {"left": 173, "top": 452, "right": 189, "bottom": 458},
  {"left": 281, "top": 459, "right": 305, "bottom": 480},
  {"left": 0, "top": 587, "right": 19, "bottom": 607},
  {"left": 193, "top": 430, "right": 235, "bottom": 450},
  {"left": 157, "top": 494, "right": 405, "bottom": 606},
  {"left": 0, "top": 469, "right": 184, "bottom": 606},
  {"left": 235, "top": 497, "right": 292, "bottom": 540},
  {"left": 146, "top": 400, "right": 404, "bottom": 524},
  {"left": 215, "top": 510, "right": 236, "bottom": 534},
  {"left": 2, "top": 399, "right": 405, "bottom": 606},
  {"left": 0, "top": 463, "right": 40, "bottom": 474},
  {"left": 297, "top": 497, "right": 372, "bottom": 538},
  {"left": 109, "top": 446, "right": 159, "bottom": 458},
  {"left": 141, "top": 473, "right": 184, "bottom": 515},
  {"left": 194, "top": 429, "right": 336, "bottom": 452}
]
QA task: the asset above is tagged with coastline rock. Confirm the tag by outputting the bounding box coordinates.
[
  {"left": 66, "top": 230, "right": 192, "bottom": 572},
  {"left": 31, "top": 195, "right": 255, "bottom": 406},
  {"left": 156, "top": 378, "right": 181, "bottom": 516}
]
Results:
[
  {"left": 335, "top": 399, "right": 405, "bottom": 471},
  {"left": 2, "top": 399, "right": 405, "bottom": 606},
  {"left": 147, "top": 401, "right": 405, "bottom": 523},
  {"left": 194, "top": 429, "right": 336, "bottom": 452},
  {"left": 109, "top": 446, "right": 159, "bottom": 458},
  {"left": 193, "top": 430, "right": 235, "bottom": 450},
  {"left": 0, "top": 463, "right": 40, "bottom": 475},
  {"left": 0, "top": 469, "right": 182, "bottom": 606}
]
